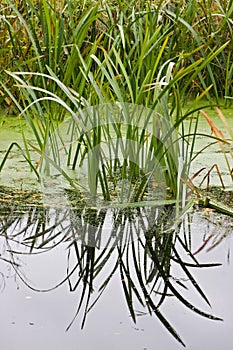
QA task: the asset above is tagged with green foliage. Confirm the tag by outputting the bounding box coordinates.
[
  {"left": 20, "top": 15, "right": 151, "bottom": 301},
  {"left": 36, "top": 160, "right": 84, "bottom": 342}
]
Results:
[
  {"left": 0, "top": 0, "right": 100, "bottom": 117},
  {"left": 0, "top": 0, "right": 232, "bottom": 204},
  {"left": 1, "top": 0, "right": 232, "bottom": 107}
]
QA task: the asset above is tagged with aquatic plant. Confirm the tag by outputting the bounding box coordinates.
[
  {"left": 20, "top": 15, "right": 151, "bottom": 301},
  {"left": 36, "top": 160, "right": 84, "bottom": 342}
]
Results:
[
  {"left": 1, "top": 0, "right": 232, "bottom": 108},
  {"left": 0, "top": 0, "right": 100, "bottom": 117},
  {"left": 1, "top": 2, "right": 231, "bottom": 194}
]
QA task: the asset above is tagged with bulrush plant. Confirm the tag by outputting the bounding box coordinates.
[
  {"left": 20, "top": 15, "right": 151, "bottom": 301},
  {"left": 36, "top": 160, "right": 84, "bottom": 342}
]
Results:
[
  {"left": 0, "top": 1, "right": 230, "bottom": 211},
  {"left": 1, "top": 0, "right": 232, "bottom": 108},
  {"left": 0, "top": 69, "right": 210, "bottom": 207},
  {"left": 0, "top": 0, "right": 100, "bottom": 117}
]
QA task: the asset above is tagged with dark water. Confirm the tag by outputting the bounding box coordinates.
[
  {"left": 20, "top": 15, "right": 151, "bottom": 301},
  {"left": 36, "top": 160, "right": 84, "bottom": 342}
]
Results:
[{"left": 0, "top": 202, "right": 232, "bottom": 350}]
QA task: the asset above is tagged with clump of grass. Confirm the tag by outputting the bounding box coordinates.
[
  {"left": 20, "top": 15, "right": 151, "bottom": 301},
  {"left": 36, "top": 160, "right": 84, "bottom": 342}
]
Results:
[
  {"left": 1, "top": 0, "right": 232, "bottom": 109},
  {"left": 0, "top": 1, "right": 230, "bottom": 210}
]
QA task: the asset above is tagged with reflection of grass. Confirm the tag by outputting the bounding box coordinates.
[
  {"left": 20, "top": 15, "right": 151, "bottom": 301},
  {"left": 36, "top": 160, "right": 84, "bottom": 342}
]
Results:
[{"left": 0, "top": 191, "right": 223, "bottom": 347}]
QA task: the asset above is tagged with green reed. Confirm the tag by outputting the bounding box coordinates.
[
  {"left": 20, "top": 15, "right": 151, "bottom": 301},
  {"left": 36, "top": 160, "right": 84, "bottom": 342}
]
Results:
[{"left": 0, "top": 1, "right": 232, "bottom": 209}]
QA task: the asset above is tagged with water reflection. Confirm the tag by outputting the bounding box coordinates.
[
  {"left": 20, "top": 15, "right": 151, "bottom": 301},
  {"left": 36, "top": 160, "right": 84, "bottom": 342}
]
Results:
[{"left": 0, "top": 187, "right": 232, "bottom": 347}]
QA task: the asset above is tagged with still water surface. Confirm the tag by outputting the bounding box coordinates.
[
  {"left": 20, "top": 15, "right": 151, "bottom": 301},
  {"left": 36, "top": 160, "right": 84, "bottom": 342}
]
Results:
[{"left": 0, "top": 205, "right": 232, "bottom": 350}]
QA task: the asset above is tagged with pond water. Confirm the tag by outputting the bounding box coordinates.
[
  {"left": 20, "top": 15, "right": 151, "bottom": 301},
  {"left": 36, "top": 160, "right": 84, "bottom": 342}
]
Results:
[
  {"left": 183, "top": 105, "right": 233, "bottom": 189},
  {"left": 0, "top": 198, "right": 232, "bottom": 350},
  {"left": 0, "top": 108, "right": 232, "bottom": 349}
]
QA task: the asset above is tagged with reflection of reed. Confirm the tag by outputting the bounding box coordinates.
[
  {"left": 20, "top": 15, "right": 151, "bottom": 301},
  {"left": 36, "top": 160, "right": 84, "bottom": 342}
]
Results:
[{"left": 0, "top": 191, "right": 226, "bottom": 347}]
